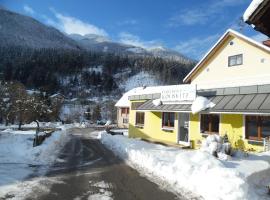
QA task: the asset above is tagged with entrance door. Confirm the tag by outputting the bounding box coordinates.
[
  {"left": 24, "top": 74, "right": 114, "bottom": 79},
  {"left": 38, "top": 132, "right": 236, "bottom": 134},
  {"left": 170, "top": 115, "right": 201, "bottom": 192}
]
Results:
[{"left": 178, "top": 113, "right": 190, "bottom": 146}]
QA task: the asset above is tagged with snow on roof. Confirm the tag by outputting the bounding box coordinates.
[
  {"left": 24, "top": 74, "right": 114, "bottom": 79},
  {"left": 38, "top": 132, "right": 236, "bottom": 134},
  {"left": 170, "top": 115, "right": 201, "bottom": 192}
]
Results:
[
  {"left": 115, "top": 85, "right": 189, "bottom": 107},
  {"left": 26, "top": 90, "right": 40, "bottom": 95},
  {"left": 183, "top": 29, "right": 270, "bottom": 83},
  {"left": 50, "top": 93, "right": 65, "bottom": 98},
  {"left": 243, "top": 0, "right": 265, "bottom": 22},
  {"left": 70, "top": 98, "right": 78, "bottom": 102}
]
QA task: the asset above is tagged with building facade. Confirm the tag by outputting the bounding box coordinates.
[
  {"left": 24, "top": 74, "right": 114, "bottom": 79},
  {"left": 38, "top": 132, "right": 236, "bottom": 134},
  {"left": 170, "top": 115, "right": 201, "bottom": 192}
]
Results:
[
  {"left": 127, "top": 29, "right": 270, "bottom": 152},
  {"left": 116, "top": 107, "right": 129, "bottom": 128}
]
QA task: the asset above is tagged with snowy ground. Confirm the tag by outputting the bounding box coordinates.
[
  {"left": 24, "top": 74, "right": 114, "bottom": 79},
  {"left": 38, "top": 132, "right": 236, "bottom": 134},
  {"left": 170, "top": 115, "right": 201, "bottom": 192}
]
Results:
[
  {"left": 119, "top": 71, "right": 161, "bottom": 92},
  {"left": 0, "top": 123, "right": 73, "bottom": 199},
  {"left": 99, "top": 132, "right": 270, "bottom": 200}
]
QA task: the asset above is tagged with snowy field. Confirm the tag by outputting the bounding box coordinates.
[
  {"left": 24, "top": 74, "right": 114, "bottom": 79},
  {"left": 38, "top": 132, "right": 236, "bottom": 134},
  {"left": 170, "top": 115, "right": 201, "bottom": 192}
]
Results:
[
  {"left": 0, "top": 124, "right": 73, "bottom": 199},
  {"left": 99, "top": 132, "right": 270, "bottom": 200},
  {"left": 119, "top": 71, "right": 161, "bottom": 92}
]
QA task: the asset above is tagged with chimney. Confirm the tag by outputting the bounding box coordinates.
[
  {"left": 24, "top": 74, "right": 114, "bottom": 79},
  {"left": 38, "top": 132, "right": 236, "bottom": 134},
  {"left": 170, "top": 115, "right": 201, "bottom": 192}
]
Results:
[{"left": 263, "top": 40, "right": 270, "bottom": 47}]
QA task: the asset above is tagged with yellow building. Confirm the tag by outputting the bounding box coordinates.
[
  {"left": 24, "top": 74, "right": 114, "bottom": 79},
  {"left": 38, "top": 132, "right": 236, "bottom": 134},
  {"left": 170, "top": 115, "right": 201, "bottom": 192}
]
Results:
[{"left": 127, "top": 29, "right": 270, "bottom": 152}]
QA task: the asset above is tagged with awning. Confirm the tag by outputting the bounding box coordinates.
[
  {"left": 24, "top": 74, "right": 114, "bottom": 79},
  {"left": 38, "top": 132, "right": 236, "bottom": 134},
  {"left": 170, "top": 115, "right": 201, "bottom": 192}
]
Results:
[
  {"left": 136, "top": 100, "right": 191, "bottom": 112},
  {"left": 208, "top": 93, "right": 270, "bottom": 113},
  {"left": 135, "top": 93, "right": 270, "bottom": 114}
]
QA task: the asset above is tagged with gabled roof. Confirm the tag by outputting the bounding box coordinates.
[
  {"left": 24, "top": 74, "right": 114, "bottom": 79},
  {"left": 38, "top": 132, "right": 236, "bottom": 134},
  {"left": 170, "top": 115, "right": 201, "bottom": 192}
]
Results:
[{"left": 183, "top": 29, "right": 270, "bottom": 83}]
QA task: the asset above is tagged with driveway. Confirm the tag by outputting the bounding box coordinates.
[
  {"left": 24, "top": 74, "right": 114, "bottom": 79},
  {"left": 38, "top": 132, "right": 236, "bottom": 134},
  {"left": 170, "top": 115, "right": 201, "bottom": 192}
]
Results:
[{"left": 27, "top": 128, "right": 183, "bottom": 200}]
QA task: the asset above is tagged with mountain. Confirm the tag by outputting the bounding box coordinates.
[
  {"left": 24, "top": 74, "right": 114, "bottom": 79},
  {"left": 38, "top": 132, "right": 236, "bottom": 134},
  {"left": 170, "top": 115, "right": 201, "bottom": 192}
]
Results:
[
  {"left": 69, "top": 34, "right": 193, "bottom": 63},
  {"left": 0, "top": 8, "right": 80, "bottom": 50},
  {"left": 0, "top": 8, "right": 196, "bottom": 101}
]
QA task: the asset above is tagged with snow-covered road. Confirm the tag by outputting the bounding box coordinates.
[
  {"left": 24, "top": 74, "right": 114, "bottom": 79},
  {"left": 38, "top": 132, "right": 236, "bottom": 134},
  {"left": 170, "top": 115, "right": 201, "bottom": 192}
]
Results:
[{"left": 21, "top": 128, "right": 182, "bottom": 200}]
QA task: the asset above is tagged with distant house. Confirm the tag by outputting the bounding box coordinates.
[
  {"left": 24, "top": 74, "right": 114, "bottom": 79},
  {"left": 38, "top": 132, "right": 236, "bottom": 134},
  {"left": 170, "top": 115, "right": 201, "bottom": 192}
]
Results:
[
  {"left": 115, "top": 91, "right": 132, "bottom": 128},
  {"left": 244, "top": 0, "right": 270, "bottom": 37},
  {"left": 115, "top": 87, "right": 160, "bottom": 128}
]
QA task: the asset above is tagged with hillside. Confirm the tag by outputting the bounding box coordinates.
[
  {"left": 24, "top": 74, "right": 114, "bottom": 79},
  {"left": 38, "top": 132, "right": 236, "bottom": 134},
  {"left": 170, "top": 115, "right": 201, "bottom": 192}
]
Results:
[
  {"left": 0, "top": 8, "right": 196, "bottom": 100},
  {"left": 0, "top": 8, "right": 80, "bottom": 50},
  {"left": 69, "top": 34, "right": 192, "bottom": 63}
]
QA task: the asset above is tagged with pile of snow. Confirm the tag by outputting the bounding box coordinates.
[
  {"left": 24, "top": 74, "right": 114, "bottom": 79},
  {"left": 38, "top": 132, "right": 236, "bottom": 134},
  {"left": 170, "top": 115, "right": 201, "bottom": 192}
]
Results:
[
  {"left": 201, "top": 134, "right": 231, "bottom": 160},
  {"left": 0, "top": 121, "right": 66, "bottom": 130},
  {"left": 0, "top": 129, "right": 69, "bottom": 165},
  {"left": 0, "top": 128, "right": 71, "bottom": 198},
  {"left": 191, "top": 96, "right": 215, "bottom": 114},
  {"left": 152, "top": 99, "right": 162, "bottom": 106},
  {"left": 99, "top": 132, "right": 270, "bottom": 200},
  {"left": 243, "top": 0, "right": 264, "bottom": 22}
]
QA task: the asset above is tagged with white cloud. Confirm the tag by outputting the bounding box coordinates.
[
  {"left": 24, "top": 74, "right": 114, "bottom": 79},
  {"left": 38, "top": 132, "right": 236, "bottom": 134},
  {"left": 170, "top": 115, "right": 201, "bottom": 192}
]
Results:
[
  {"left": 118, "top": 32, "right": 163, "bottom": 49},
  {"left": 23, "top": 5, "right": 35, "bottom": 15},
  {"left": 169, "top": 0, "right": 246, "bottom": 26},
  {"left": 175, "top": 34, "right": 220, "bottom": 59},
  {"left": 47, "top": 8, "right": 108, "bottom": 36}
]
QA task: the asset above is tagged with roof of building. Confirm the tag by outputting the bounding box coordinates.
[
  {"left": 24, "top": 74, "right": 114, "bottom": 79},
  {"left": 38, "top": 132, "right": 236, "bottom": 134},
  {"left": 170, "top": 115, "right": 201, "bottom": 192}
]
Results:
[
  {"left": 134, "top": 84, "right": 270, "bottom": 114},
  {"left": 115, "top": 85, "right": 185, "bottom": 107},
  {"left": 49, "top": 93, "right": 65, "bottom": 98},
  {"left": 243, "top": 0, "right": 265, "bottom": 22},
  {"left": 243, "top": 0, "right": 270, "bottom": 37},
  {"left": 136, "top": 100, "right": 191, "bottom": 112},
  {"left": 183, "top": 29, "right": 270, "bottom": 83}
]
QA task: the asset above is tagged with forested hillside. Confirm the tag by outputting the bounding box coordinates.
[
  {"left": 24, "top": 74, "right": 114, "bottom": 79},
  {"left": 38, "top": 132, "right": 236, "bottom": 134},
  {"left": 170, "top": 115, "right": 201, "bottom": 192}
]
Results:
[
  {"left": 0, "top": 7, "right": 196, "bottom": 122},
  {"left": 0, "top": 46, "right": 195, "bottom": 98}
]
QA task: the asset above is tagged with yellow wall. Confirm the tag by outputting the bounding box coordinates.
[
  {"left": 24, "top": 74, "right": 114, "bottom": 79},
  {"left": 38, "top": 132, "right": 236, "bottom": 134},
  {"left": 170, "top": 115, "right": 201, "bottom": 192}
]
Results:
[
  {"left": 189, "top": 113, "right": 264, "bottom": 152},
  {"left": 190, "top": 35, "right": 270, "bottom": 89},
  {"left": 129, "top": 105, "right": 178, "bottom": 144}
]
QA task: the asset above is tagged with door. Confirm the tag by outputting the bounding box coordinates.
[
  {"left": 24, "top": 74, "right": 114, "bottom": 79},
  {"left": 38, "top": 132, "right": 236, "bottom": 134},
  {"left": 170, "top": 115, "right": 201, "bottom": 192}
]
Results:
[{"left": 178, "top": 113, "right": 190, "bottom": 146}]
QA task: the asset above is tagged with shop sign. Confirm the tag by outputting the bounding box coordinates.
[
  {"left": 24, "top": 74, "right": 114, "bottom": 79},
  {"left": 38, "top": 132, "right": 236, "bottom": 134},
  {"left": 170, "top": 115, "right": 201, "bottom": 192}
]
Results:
[{"left": 161, "top": 85, "right": 196, "bottom": 102}]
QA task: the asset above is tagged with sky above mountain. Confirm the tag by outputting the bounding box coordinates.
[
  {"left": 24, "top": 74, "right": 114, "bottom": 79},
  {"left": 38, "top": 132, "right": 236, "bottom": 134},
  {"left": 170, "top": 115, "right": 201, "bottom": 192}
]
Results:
[{"left": 1, "top": 0, "right": 268, "bottom": 60}]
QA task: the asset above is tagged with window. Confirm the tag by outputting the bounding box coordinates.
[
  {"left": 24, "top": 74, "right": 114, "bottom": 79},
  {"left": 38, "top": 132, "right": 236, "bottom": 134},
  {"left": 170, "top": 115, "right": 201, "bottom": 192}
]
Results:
[
  {"left": 162, "top": 112, "right": 175, "bottom": 128},
  {"left": 200, "top": 114, "right": 220, "bottom": 134},
  {"left": 123, "top": 118, "right": 129, "bottom": 124},
  {"left": 135, "top": 112, "right": 145, "bottom": 126},
  {"left": 245, "top": 116, "right": 270, "bottom": 140},
  {"left": 228, "top": 54, "right": 243, "bottom": 67},
  {"left": 121, "top": 108, "right": 129, "bottom": 115}
]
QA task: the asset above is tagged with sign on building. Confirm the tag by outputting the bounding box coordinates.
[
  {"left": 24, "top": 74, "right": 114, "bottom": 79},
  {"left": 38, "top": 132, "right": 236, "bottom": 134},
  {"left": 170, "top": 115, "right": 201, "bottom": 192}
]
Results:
[{"left": 160, "top": 85, "right": 196, "bottom": 102}]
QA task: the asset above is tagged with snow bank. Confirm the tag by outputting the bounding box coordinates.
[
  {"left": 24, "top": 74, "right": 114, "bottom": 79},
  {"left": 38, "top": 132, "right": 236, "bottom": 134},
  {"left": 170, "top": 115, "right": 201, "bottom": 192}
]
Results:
[
  {"left": 99, "top": 132, "right": 262, "bottom": 200},
  {"left": 0, "top": 129, "right": 69, "bottom": 165},
  {"left": 0, "top": 128, "right": 71, "bottom": 198},
  {"left": 191, "top": 96, "right": 215, "bottom": 114}
]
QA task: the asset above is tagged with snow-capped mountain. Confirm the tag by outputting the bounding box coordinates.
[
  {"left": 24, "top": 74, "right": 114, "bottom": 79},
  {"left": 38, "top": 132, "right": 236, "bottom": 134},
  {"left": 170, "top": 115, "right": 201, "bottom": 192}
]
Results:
[
  {"left": 0, "top": 8, "right": 196, "bottom": 100},
  {"left": 0, "top": 7, "right": 193, "bottom": 63},
  {"left": 0, "top": 8, "right": 80, "bottom": 49},
  {"left": 148, "top": 47, "right": 191, "bottom": 63},
  {"left": 69, "top": 34, "right": 193, "bottom": 63},
  {"left": 69, "top": 33, "right": 137, "bottom": 54}
]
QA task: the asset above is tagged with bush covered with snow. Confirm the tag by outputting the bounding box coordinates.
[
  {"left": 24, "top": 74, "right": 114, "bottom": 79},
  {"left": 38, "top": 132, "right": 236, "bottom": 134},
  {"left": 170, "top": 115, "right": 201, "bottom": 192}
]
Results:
[
  {"left": 99, "top": 132, "right": 253, "bottom": 200},
  {"left": 201, "top": 134, "right": 232, "bottom": 160}
]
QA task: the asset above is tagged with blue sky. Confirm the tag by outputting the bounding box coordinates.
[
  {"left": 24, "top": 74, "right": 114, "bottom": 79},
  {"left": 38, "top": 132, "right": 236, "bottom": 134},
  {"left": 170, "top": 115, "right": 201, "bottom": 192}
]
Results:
[{"left": 2, "top": 0, "right": 268, "bottom": 60}]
